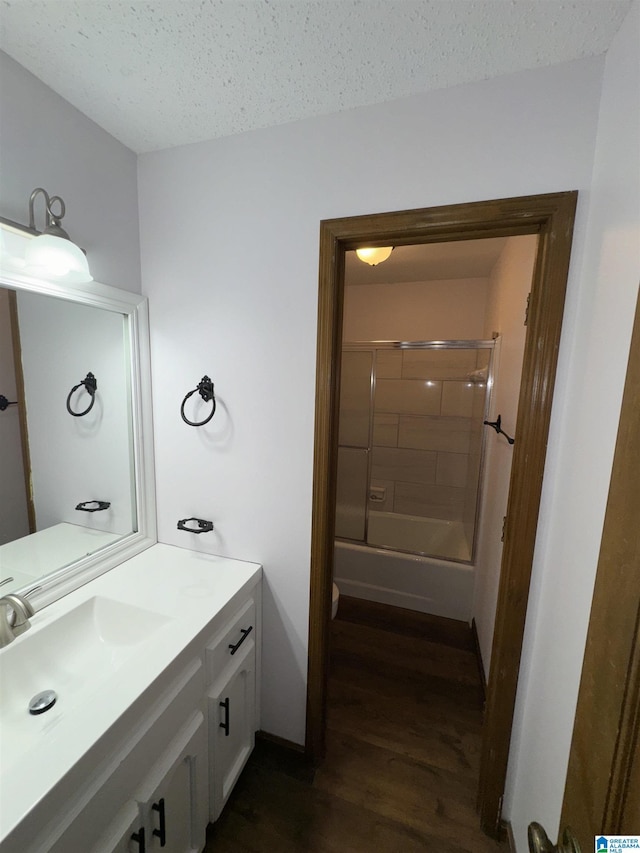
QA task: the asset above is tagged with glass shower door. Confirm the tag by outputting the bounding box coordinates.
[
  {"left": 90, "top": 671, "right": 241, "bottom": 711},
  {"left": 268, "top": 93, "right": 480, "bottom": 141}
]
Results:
[
  {"left": 335, "top": 342, "right": 494, "bottom": 563},
  {"left": 368, "top": 345, "right": 492, "bottom": 561}
]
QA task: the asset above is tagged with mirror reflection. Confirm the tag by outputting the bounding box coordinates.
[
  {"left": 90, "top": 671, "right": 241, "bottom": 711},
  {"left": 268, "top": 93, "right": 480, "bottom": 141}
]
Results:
[{"left": 0, "top": 285, "right": 136, "bottom": 595}]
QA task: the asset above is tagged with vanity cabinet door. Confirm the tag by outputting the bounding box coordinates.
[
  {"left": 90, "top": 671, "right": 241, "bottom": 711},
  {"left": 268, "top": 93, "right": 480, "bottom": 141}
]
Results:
[
  {"left": 208, "top": 639, "right": 256, "bottom": 822},
  {"left": 136, "top": 711, "right": 207, "bottom": 853}
]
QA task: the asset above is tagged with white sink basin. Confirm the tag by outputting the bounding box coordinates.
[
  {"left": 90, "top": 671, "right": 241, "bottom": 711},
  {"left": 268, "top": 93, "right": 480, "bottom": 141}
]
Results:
[{"left": 0, "top": 596, "right": 171, "bottom": 767}]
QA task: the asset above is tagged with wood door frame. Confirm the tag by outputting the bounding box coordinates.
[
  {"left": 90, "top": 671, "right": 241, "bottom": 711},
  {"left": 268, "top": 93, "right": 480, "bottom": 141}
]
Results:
[
  {"left": 561, "top": 286, "right": 640, "bottom": 846},
  {"left": 8, "top": 289, "right": 36, "bottom": 533},
  {"left": 306, "top": 191, "right": 578, "bottom": 836}
]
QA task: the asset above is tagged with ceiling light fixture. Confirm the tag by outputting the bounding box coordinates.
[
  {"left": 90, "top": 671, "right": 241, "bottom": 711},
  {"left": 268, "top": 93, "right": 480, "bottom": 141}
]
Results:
[
  {"left": 355, "top": 246, "right": 393, "bottom": 266},
  {"left": 0, "top": 188, "right": 92, "bottom": 283}
]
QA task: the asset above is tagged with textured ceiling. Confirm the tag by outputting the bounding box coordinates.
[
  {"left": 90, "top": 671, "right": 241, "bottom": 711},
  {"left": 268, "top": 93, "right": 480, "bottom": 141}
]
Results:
[{"left": 0, "top": 1, "right": 631, "bottom": 153}]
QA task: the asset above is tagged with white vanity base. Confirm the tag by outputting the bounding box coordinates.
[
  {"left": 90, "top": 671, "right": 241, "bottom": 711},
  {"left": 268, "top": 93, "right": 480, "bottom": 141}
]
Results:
[{"left": 0, "top": 544, "right": 262, "bottom": 853}]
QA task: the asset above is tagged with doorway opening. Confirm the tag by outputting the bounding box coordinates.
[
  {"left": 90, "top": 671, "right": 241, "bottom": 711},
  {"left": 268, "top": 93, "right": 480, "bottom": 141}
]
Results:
[{"left": 306, "top": 193, "right": 578, "bottom": 836}]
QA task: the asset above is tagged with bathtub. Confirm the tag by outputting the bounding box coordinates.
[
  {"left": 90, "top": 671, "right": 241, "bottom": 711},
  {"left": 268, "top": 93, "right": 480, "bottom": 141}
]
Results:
[
  {"left": 366, "top": 511, "right": 471, "bottom": 562},
  {"left": 334, "top": 512, "right": 474, "bottom": 621}
]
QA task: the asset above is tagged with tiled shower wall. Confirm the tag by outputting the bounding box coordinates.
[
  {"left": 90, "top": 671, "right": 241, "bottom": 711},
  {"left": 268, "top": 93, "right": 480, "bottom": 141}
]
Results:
[
  {"left": 372, "top": 348, "right": 489, "bottom": 523},
  {"left": 336, "top": 346, "right": 490, "bottom": 549}
]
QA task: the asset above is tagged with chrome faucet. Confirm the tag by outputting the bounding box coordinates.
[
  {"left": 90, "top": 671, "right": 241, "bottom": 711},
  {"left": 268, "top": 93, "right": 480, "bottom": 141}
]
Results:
[{"left": 0, "top": 594, "right": 35, "bottom": 648}]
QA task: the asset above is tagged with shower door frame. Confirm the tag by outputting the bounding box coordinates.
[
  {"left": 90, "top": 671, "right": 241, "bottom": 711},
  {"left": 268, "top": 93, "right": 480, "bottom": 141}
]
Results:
[
  {"left": 306, "top": 191, "right": 578, "bottom": 838},
  {"left": 338, "top": 339, "right": 495, "bottom": 565}
]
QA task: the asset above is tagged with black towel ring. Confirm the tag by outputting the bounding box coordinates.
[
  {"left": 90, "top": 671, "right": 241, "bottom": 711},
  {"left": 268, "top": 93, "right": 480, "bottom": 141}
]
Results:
[
  {"left": 180, "top": 375, "right": 216, "bottom": 427},
  {"left": 66, "top": 372, "right": 97, "bottom": 417}
]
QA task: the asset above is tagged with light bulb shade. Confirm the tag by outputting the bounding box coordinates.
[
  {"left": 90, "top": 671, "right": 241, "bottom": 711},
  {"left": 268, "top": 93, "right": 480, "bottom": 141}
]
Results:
[
  {"left": 355, "top": 246, "right": 393, "bottom": 266},
  {"left": 24, "top": 234, "right": 92, "bottom": 283}
]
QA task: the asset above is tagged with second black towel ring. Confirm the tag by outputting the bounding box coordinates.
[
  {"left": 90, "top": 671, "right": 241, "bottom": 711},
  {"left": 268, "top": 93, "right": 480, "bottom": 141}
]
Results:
[
  {"left": 180, "top": 375, "right": 216, "bottom": 427},
  {"left": 66, "top": 372, "right": 97, "bottom": 417}
]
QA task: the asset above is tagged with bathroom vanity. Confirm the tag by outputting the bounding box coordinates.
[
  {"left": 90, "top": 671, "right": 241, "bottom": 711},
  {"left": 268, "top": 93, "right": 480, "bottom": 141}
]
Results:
[
  {"left": 0, "top": 224, "right": 263, "bottom": 852},
  {"left": 0, "top": 544, "right": 262, "bottom": 853}
]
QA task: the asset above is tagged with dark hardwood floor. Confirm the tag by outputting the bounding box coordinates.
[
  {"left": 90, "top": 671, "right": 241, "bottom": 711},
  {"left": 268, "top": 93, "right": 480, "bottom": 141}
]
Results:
[{"left": 206, "top": 596, "right": 508, "bottom": 852}]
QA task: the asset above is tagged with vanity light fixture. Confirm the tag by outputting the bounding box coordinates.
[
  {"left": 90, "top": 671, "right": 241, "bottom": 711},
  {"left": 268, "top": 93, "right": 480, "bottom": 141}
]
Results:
[
  {"left": 0, "top": 187, "right": 92, "bottom": 283},
  {"left": 355, "top": 246, "right": 393, "bottom": 266}
]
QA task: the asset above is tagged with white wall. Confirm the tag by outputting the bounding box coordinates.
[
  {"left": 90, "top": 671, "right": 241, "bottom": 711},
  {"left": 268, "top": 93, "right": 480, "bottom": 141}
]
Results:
[
  {"left": 17, "top": 290, "right": 135, "bottom": 537},
  {"left": 138, "top": 55, "right": 606, "bottom": 750},
  {"left": 505, "top": 3, "right": 640, "bottom": 848},
  {"left": 472, "top": 235, "right": 538, "bottom": 678},
  {"left": 0, "top": 51, "right": 141, "bottom": 292},
  {"left": 343, "top": 277, "right": 488, "bottom": 341}
]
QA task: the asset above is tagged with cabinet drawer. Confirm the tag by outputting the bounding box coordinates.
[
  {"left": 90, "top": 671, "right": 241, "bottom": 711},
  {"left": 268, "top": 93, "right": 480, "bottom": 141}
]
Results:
[{"left": 206, "top": 597, "right": 255, "bottom": 686}]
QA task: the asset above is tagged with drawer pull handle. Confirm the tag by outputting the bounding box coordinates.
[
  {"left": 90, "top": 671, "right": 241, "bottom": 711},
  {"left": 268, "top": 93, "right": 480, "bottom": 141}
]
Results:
[
  {"left": 152, "top": 797, "right": 166, "bottom": 847},
  {"left": 220, "top": 697, "right": 230, "bottom": 736},
  {"left": 228, "top": 625, "right": 253, "bottom": 655},
  {"left": 131, "top": 826, "right": 146, "bottom": 852}
]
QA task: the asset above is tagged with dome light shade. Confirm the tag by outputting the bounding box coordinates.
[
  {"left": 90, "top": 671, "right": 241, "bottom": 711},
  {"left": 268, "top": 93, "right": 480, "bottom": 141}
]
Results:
[
  {"left": 25, "top": 234, "right": 93, "bottom": 283},
  {"left": 0, "top": 187, "right": 93, "bottom": 284},
  {"left": 355, "top": 246, "right": 393, "bottom": 266}
]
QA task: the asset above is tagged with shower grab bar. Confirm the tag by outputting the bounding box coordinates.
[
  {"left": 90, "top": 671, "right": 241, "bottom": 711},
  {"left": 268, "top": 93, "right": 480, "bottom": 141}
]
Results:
[{"left": 483, "top": 415, "right": 515, "bottom": 445}]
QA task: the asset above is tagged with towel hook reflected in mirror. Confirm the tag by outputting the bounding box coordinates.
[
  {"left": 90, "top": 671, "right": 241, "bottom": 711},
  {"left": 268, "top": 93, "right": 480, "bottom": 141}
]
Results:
[{"left": 66, "top": 372, "right": 97, "bottom": 417}]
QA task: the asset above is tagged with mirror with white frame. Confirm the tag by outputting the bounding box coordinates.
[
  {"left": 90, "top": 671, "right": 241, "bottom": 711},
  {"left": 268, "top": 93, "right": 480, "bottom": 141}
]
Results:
[{"left": 0, "top": 224, "right": 156, "bottom": 608}]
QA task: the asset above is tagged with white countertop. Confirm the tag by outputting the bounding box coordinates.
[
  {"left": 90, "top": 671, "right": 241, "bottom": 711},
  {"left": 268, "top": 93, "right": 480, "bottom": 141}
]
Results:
[{"left": 0, "top": 543, "right": 261, "bottom": 843}]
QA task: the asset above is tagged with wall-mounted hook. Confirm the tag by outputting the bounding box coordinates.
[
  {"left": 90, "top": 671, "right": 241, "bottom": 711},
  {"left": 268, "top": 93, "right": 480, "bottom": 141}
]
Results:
[
  {"left": 177, "top": 517, "right": 214, "bottom": 534},
  {"left": 483, "top": 414, "right": 515, "bottom": 445},
  {"left": 0, "top": 395, "right": 18, "bottom": 412},
  {"left": 66, "top": 372, "right": 97, "bottom": 417},
  {"left": 180, "top": 375, "right": 216, "bottom": 426}
]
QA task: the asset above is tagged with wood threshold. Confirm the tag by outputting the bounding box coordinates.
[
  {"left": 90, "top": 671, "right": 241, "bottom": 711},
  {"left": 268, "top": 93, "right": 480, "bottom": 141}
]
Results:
[{"left": 306, "top": 192, "right": 578, "bottom": 835}]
